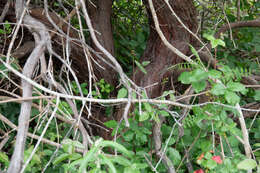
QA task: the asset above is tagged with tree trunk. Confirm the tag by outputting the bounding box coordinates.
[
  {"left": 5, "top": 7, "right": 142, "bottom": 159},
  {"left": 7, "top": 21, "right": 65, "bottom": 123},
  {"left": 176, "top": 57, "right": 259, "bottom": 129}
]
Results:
[
  {"left": 135, "top": 0, "right": 198, "bottom": 97},
  {"left": 87, "top": 0, "right": 117, "bottom": 86}
]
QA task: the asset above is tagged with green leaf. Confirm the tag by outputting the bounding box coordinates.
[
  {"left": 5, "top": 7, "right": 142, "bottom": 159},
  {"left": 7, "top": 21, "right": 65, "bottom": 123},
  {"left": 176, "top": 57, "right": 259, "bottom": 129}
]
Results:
[
  {"left": 53, "top": 153, "right": 71, "bottom": 165},
  {"left": 168, "top": 148, "right": 181, "bottom": 165},
  {"left": 72, "top": 144, "right": 99, "bottom": 172},
  {"left": 170, "top": 93, "right": 175, "bottom": 101},
  {"left": 72, "top": 141, "right": 85, "bottom": 149},
  {"left": 143, "top": 103, "right": 152, "bottom": 112},
  {"left": 208, "top": 70, "right": 222, "bottom": 79},
  {"left": 100, "top": 140, "right": 133, "bottom": 157},
  {"left": 110, "top": 156, "right": 131, "bottom": 167},
  {"left": 254, "top": 143, "right": 260, "bottom": 147},
  {"left": 206, "top": 159, "right": 217, "bottom": 169},
  {"left": 31, "top": 108, "right": 40, "bottom": 116},
  {"left": 117, "top": 88, "right": 128, "bottom": 98},
  {"left": 136, "top": 131, "right": 147, "bottom": 144},
  {"left": 135, "top": 60, "right": 147, "bottom": 74},
  {"left": 237, "top": 159, "right": 257, "bottom": 170},
  {"left": 140, "top": 127, "right": 152, "bottom": 135},
  {"left": 62, "top": 139, "right": 74, "bottom": 153},
  {"left": 142, "top": 61, "right": 150, "bottom": 66},
  {"left": 192, "top": 80, "right": 206, "bottom": 93},
  {"left": 0, "top": 29, "right": 5, "bottom": 34},
  {"left": 123, "top": 131, "right": 134, "bottom": 142},
  {"left": 167, "top": 138, "right": 176, "bottom": 145},
  {"left": 224, "top": 91, "right": 240, "bottom": 105},
  {"left": 124, "top": 166, "right": 140, "bottom": 173},
  {"left": 211, "top": 39, "right": 226, "bottom": 48},
  {"left": 226, "top": 82, "right": 246, "bottom": 92},
  {"left": 139, "top": 111, "right": 150, "bottom": 121},
  {"left": 134, "top": 163, "right": 148, "bottom": 169},
  {"left": 203, "top": 33, "right": 225, "bottom": 48},
  {"left": 253, "top": 90, "right": 260, "bottom": 101},
  {"left": 0, "top": 152, "right": 9, "bottom": 166},
  {"left": 191, "top": 69, "right": 208, "bottom": 81},
  {"left": 211, "top": 83, "right": 226, "bottom": 95},
  {"left": 178, "top": 71, "right": 192, "bottom": 84},
  {"left": 159, "top": 110, "right": 170, "bottom": 117},
  {"left": 99, "top": 154, "right": 116, "bottom": 173},
  {"left": 190, "top": 44, "right": 200, "bottom": 59},
  {"left": 255, "top": 44, "right": 260, "bottom": 52},
  {"left": 203, "top": 33, "right": 215, "bottom": 41},
  {"left": 178, "top": 68, "right": 208, "bottom": 84},
  {"left": 69, "top": 153, "right": 82, "bottom": 161},
  {"left": 24, "top": 146, "right": 41, "bottom": 165},
  {"left": 104, "top": 120, "right": 117, "bottom": 128}
]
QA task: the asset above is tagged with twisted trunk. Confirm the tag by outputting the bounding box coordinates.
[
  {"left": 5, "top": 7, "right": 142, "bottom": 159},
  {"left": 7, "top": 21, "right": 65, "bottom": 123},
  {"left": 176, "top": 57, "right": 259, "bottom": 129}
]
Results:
[{"left": 135, "top": 0, "right": 198, "bottom": 97}]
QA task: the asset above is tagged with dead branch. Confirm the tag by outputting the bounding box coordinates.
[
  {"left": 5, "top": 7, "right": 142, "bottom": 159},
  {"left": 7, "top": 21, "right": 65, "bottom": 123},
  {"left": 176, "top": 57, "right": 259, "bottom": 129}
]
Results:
[{"left": 7, "top": 1, "right": 50, "bottom": 171}]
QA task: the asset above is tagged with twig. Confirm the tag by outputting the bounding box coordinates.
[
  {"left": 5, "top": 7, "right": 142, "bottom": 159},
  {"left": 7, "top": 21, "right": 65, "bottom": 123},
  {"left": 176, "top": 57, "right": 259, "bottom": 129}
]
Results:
[
  {"left": 6, "top": 0, "right": 31, "bottom": 63},
  {"left": 0, "top": 95, "right": 54, "bottom": 104},
  {"left": 147, "top": 0, "right": 195, "bottom": 65},
  {"left": 219, "top": 135, "right": 225, "bottom": 159},
  {"left": 224, "top": 134, "right": 234, "bottom": 157},
  {"left": 79, "top": 0, "right": 132, "bottom": 91},
  {"left": 0, "top": 134, "right": 9, "bottom": 150},
  {"left": 237, "top": 0, "right": 240, "bottom": 21},
  {"left": 0, "top": 112, "right": 73, "bottom": 151},
  {"left": 20, "top": 97, "right": 60, "bottom": 173},
  {"left": 236, "top": 103, "right": 252, "bottom": 159},
  {"left": 176, "top": 130, "right": 201, "bottom": 172},
  {"left": 153, "top": 116, "right": 176, "bottom": 173},
  {"left": 1, "top": 60, "right": 260, "bottom": 112},
  {"left": 144, "top": 154, "right": 159, "bottom": 173}
]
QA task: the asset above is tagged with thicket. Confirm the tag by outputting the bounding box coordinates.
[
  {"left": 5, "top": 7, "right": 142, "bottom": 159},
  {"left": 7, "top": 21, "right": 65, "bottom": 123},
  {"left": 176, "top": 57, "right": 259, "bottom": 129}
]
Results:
[{"left": 0, "top": 0, "right": 259, "bottom": 173}]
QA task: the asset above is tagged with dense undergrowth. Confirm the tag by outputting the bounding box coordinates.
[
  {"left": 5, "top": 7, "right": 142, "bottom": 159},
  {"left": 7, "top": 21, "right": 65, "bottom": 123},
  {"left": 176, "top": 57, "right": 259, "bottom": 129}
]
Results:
[{"left": 0, "top": 0, "right": 259, "bottom": 172}]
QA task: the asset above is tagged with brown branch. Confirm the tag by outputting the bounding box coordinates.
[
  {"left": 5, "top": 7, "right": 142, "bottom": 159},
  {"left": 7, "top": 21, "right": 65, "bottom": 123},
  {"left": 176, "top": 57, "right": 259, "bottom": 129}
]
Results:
[
  {"left": 201, "top": 19, "right": 260, "bottom": 66},
  {"left": 215, "top": 19, "right": 260, "bottom": 39},
  {"left": 12, "top": 41, "right": 35, "bottom": 59},
  {"left": 0, "top": 135, "right": 10, "bottom": 150},
  {"left": 153, "top": 117, "right": 176, "bottom": 173},
  {"left": 237, "top": 0, "right": 240, "bottom": 21}
]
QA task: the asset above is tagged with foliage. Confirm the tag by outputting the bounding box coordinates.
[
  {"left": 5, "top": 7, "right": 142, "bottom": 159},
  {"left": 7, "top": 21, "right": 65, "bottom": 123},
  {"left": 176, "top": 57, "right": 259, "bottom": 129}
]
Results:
[
  {"left": 0, "top": 0, "right": 259, "bottom": 173},
  {"left": 0, "top": 21, "right": 12, "bottom": 35},
  {"left": 52, "top": 138, "right": 147, "bottom": 173},
  {"left": 112, "top": 0, "right": 149, "bottom": 73}
]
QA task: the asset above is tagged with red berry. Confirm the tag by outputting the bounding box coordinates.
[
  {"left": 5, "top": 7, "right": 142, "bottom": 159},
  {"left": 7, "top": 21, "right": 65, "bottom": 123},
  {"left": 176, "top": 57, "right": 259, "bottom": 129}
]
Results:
[
  {"left": 198, "top": 153, "right": 204, "bottom": 160},
  {"left": 194, "top": 169, "right": 204, "bottom": 173},
  {"left": 212, "top": 155, "right": 223, "bottom": 164}
]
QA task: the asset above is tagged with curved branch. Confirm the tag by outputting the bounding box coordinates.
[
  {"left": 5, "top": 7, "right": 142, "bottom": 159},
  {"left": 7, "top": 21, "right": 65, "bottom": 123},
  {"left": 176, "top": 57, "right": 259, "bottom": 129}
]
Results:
[
  {"left": 7, "top": 37, "right": 45, "bottom": 173},
  {"left": 7, "top": 12, "right": 49, "bottom": 173},
  {"left": 199, "top": 19, "right": 260, "bottom": 66},
  {"left": 215, "top": 19, "right": 260, "bottom": 38}
]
